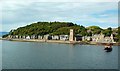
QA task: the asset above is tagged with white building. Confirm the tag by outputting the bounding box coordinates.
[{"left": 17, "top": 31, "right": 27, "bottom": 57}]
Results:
[
  {"left": 30, "top": 35, "right": 36, "bottom": 39},
  {"left": 7, "top": 35, "right": 12, "bottom": 39},
  {"left": 82, "top": 36, "right": 92, "bottom": 41},
  {"left": 60, "top": 35, "right": 69, "bottom": 41},
  {"left": 18, "top": 36, "right": 22, "bottom": 39},
  {"left": 92, "top": 33, "right": 115, "bottom": 43},
  {"left": 15, "top": 35, "right": 18, "bottom": 39},
  {"left": 26, "top": 36, "right": 30, "bottom": 40},
  {"left": 44, "top": 34, "right": 52, "bottom": 40},
  {"left": 22, "top": 36, "right": 26, "bottom": 39},
  {"left": 52, "top": 35, "right": 59, "bottom": 40},
  {"left": 12, "top": 35, "right": 16, "bottom": 39},
  {"left": 38, "top": 35, "right": 43, "bottom": 39}
]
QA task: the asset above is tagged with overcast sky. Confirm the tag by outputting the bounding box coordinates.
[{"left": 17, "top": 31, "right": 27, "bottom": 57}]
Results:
[{"left": 0, "top": 0, "right": 118, "bottom": 32}]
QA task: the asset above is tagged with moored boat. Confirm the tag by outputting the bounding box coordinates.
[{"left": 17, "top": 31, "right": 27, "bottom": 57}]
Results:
[{"left": 104, "top": 43, "right": 112, "bottom": 52}]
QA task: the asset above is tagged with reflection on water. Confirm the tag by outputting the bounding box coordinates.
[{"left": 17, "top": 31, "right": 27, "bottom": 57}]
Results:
[{"left": 2, "top": 40, "right": 118, "bottom": 69}]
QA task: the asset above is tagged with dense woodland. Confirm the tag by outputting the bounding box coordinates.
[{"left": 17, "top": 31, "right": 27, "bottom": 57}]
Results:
[{"left": 2, "top": 21, "right": 120, "bottom": 42}]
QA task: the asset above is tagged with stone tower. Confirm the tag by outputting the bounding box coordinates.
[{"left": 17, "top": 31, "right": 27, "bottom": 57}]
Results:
[
  {"left": 100, "top": 33, "right": 104, "bottom": 39},
  {"left": 110, "top": 34, "right": 114, "bottom": 42},
  {"left": 110, "top": 34, "right": 113, "bottom": 39},
  {"left": 69, "top": 29, "right": 74, "bottom": 41}
]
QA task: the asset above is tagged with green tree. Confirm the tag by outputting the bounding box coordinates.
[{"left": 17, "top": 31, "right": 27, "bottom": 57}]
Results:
[{"left": 102, "top": 27, "right": 112, "bottom": 36}]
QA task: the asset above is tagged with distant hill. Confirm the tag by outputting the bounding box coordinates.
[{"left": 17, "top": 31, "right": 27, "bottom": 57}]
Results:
[
  {"left": 0, "top": 32, "right": 8, "bottom": 37},
  {"left": 2, "top": 21, "right": 119, "bottom": 40},
  {"left": 6, "top": 21, "right": 89, "bottom": 36}
]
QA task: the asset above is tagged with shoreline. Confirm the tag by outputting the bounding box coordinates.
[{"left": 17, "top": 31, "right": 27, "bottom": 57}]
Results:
[
  {"left": 0, "top": 38, "right": 119, "bottom": 46},
  {"left": 1, "top": 38, "right": 83, "bottom": 44}
]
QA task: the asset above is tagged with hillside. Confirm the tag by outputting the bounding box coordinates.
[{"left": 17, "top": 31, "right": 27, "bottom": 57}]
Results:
[
  {"left": 2, "top": 22, "right": 119, "bottom": 40},
  {"left": 6, "top": 21, "right": 89, "bottom": 36}
]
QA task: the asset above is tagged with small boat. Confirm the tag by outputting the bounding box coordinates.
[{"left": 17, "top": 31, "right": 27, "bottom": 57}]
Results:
[{"left": 104, "top": 43, "right": 112, "bottom": 52}]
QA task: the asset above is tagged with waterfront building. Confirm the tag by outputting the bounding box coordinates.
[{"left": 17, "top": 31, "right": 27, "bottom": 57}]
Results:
[
  {"left": 52, "top": 35, "right": 60, "bottom": 40},
  {"left": 82, "top": 36, "right": 92, "bottom": 41},
  {"left": 60, "top": 35, "right": 69, "bottom": 41},
  {"left": 92, "top": 34, "right": 100, "bottom": 42},
  {"left": 26, "top": 36, "right": 30, "bottom": 40},
  {"left": 18, "top": 36, "right": 22, "bottom": 39},
  {"left": 22, "top": 35, "right": 26, "bottom": 39},
  {"left": 75, "top": 34, "right": 82, "bottom": 41},
  {"left": 15, "top": 35, "right": 19, "bottom": 39},
  {"left": 10, "top": 35, "right": 13, "bottom": 39},
  {"left": 103, "top": 34, "right": 115, "bottom": 43},
  {"left": 30, "top": 35, "right": 36, "bottom": 39},
  {"left": 12, "top": 35, "right": 16, "bottom": 39},
  {"left": 69, "top": 29, "right": 74, "bottom": 41},
  {"left": 91, "top": 33, "right": 115, "bottom": 43},
  {"left": 35, "top": 35, "right": 38, "bottom": 39},
  {"left": 92, "top": 33, "right": 105, "bottom": 42},
  {"left": 7, "top": 35, "right": 10, "bottom": 38},
  {"left": 38, "top": 35, "right": 43, "bottom": 39},
  {"left": 44, "top": 35, "right": 52, "bottom": 40},
  {"left": 8, "top": 35, "right": 12, "bottom": 39}
]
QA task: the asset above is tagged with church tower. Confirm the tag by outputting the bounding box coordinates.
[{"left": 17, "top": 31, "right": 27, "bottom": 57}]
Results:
[
  {"left": 100, "top": 33, "right": 104, "bottom": 39},
  {"left": 69, "top": 29, "right": 74, "bottom": 41},
  {"left": 110, "top": 34, "right": 114, "bottom": 42}
]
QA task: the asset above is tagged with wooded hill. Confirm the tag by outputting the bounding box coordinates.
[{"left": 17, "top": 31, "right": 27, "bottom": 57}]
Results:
[{"left": 3, "top": 21, "right": 119, "bottom": 40}]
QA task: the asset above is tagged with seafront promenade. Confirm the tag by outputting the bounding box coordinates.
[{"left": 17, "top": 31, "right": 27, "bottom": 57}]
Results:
[
  {"left": 1, "top": 38, "right": 82, "bottom": 44},
  {"left": 1, "top": 29, "right": 119, "bottom": 45},
  {"left": 1, "top": 38, "right": 119, "bottom": 46}
]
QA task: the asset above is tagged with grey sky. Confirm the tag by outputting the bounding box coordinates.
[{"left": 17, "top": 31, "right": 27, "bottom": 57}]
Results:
[{"left": 1, "top": 0, "right": 118, "bottom": 32}]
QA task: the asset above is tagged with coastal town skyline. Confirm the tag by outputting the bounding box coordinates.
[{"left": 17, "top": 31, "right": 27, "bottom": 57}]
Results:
[
  {"left": 1, "top": 2, "right": 118, "bottom": 32},
  {"left": 0, "top": 0, "right": 119, "bottom": 70}
]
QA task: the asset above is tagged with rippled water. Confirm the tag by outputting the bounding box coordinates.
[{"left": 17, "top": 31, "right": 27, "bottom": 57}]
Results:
[{"left": 2, "top": 40, "right": 118, "bottom": 69}]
